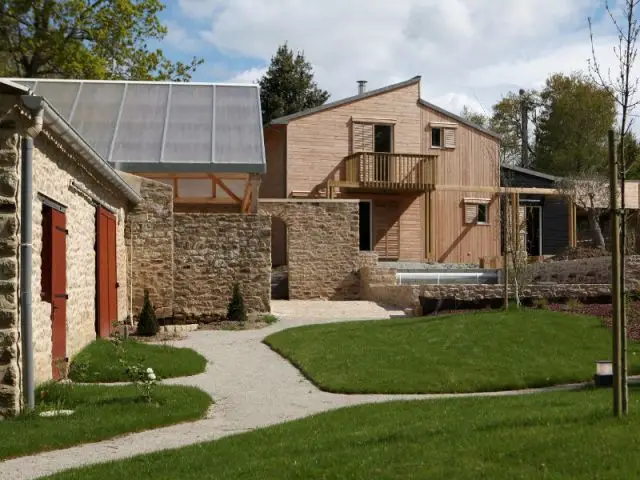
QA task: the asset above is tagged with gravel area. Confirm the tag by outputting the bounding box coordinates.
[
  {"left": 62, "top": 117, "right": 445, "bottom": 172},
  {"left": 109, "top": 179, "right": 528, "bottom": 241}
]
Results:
[{"left": 0, "top": 300, "right": 589, "bottom": 480}]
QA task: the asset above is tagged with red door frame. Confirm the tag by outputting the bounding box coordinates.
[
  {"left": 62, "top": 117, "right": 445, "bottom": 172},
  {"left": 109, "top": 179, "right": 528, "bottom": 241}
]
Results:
[
  {"left": 96, "top": 207, "right": 117, "bottom": 337},
  {"left": 50, "top": 208, "right": 67, "bottom": 379}
]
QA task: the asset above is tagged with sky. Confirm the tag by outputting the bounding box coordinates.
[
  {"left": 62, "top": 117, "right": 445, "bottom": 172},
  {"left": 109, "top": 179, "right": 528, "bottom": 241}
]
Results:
[{"left": 158, "top": 0, "right": 624, "bottom": 117}]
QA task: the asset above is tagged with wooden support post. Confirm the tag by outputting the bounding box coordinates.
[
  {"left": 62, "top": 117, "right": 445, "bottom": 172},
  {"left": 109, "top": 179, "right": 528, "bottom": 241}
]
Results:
[
  {"left": 609, "top": 129, "right": 623, "bottom": 418},
  {"left": 503, "top": 193, "right": 509, "bottom": 309},
  {"left": 248, "top": 173, "right": 261, "bottom": 214}
]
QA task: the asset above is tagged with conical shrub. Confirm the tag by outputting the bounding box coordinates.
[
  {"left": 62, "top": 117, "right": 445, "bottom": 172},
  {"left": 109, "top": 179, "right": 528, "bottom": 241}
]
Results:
[
  {"left": 137, "top": 289, "right": 159, "bottom": 336},
  {"left": 227, "top": 282, "right": 247, "bottom": 322}
]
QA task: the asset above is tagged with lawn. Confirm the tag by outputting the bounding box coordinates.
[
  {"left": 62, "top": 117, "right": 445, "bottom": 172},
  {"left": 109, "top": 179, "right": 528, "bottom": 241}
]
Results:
[
  {"left": 0, "top": 382, "right": 211, "bottom": 460},
  {"left": 69, "top": 338, "right": 207, "bottom": 383},
  {"left": 46, "top": 387, "right": 640, "bottom": 479},
  {"left": 264, "top": 309, "right": 640, "bottom": 394}
]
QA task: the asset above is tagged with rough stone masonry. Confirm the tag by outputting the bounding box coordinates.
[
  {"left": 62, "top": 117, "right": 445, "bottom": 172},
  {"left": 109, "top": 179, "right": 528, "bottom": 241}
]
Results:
[
  {"left": 173, "top": 213, "right": 271, "bottom": 319},
  {"left": 260, "top": 199, "right": 361, "bottom": 300},
  {"left": 0, "top": 101, "right": 21, "bottom": 418}
]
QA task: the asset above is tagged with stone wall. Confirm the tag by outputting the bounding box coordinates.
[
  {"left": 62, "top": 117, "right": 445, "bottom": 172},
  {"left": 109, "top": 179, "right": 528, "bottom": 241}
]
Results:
[
  {"left": 0, "top": 98, "right": 21, "bottom": 418},
  {"left": 173, "top": 214, "right": 271, "bottom": 318},
  {"left": 528, "top": 256, "right": 640, "bottom": 290},
  {"left": 124, "top": 176, "right": 174, "bottom": 319},
  {"left": 367, "top": 283, "right": 612, "bottom": 316},
  {"left": 30, "top": 131, "right": 129, "bottom": 384},
  {"left": 260, "top": 199, "right": 360, "bottom": 300}
]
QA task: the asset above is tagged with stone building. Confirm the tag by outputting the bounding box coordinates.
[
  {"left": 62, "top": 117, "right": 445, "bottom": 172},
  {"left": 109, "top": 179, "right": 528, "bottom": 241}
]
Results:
[
  {"left": 0, "top": 78, "right": 274, "bottom": 418},
  {"left": 0, "top": 79, "right": 141, "bottom": 417}
]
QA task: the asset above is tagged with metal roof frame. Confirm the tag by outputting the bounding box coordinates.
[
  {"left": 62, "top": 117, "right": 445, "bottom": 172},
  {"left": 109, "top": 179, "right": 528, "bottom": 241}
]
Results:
[{"left": 6, "top": 78, "right": 266, "bottom": 174}]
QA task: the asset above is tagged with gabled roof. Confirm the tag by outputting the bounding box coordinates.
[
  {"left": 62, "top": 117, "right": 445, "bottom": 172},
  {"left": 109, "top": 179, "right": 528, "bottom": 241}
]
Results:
[
  {"left": 268, "top": 75, "right": 501, "bottom": 141},
  {"left": 0, "top": 79, "right": 142, "bottom": 203},
  {"left": 5, "top": 78, "right": 266, "bottom": 174},
  {"left": 269, "top": 76, "right": 422, "bottom": 125},
  {"left": 501, "top": 164, "right": 560, "bottom": 182},
  {"left": 418, "top": 99, "right": 500, "bottom": 140}
]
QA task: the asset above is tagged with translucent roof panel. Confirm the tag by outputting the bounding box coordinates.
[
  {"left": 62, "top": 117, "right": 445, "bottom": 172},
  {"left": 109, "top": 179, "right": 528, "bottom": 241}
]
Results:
[
  {"left": 215, "top": 86, "right": 264, "bottom": 167},
  {"left": 71, "top": 82, "right": 125, "bottom": 158},
  {"left": 163, "top": 84, "right": 214, "bottom": 163},
  {"left": 6, "top": 79, "right": 266, "bottom": 173},
  {"left": 111, "top": 83, "right": 169, "bottom": 164}
]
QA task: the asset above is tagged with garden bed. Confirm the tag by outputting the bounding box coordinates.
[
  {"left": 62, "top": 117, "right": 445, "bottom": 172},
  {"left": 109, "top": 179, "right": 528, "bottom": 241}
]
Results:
[{"left": 548, "top": 300, "right": 640, "bottom": 341}]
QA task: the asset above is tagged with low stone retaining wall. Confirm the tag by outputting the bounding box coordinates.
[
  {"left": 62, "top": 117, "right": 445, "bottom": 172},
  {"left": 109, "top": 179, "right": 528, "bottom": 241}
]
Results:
[
  {"left": 528, "top": 256, "right": 640, "bottom": 289},
  {"left": 367, "top": 283, "right": 612, "bottom": 316},
  {"left": 160, "top": 324, "right": 199, "bottom": 334}
]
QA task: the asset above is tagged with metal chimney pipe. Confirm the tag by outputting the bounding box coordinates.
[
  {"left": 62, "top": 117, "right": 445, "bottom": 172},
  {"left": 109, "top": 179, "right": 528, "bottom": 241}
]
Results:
[{"left": 357, "top": 80, "right": 367, "bottom": 95}]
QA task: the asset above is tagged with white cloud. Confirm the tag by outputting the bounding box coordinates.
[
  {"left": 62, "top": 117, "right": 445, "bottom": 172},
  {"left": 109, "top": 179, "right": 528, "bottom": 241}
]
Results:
[
  {"left": 164, "top": 20, "right": 201, "bottom": 53},
  {"left": 177, "top": 0, "right": 624, "bottom": 116},
  {"left": 228, "top": 67, "right": 267, "bottom": 84}
]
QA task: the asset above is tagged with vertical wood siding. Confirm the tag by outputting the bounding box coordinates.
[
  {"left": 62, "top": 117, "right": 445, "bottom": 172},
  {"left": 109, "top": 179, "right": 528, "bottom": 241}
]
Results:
[
  {"left": 261, "top": 125, "right": 287, "bottom": 198},
  {"left": 274, "top": 80, "right": 501, "bottom": 264},
  {"left": 420, "top": 105, "right": 500, "bottom": 263}
]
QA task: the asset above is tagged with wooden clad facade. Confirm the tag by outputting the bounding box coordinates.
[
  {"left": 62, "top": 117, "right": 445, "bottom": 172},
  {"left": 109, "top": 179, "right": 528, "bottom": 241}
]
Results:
[{"left": 262, "top": 77, "right": 501, "bottom": 265}]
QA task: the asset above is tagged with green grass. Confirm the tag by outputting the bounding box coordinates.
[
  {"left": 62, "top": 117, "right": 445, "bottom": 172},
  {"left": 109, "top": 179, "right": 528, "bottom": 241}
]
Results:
[
  {"left": 0, "top": 382, "right": 211, "bottom": 460},
  {"left": 264, "top": 309, "right": 640, "bottom": 394},
  {"left": 69, "top": 338, "right": 207, "bottom": 383},
  {"left": 46, "top": 387, "right": 640, "bottom": 479}
]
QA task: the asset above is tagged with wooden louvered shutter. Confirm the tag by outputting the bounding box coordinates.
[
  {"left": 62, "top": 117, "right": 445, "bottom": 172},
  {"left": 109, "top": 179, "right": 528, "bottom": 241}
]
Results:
[
  {"left": 374, "top": 201, "right": 400, "bottom": 260},
  {"left": 464, "top": 203, "right": 478, "bottom": 224},
  {"left": 352, "top": 122, "right": 374, "bottom": 153},
  {"left": 444, "top": 128, "right": 456, "bottom": 148}
]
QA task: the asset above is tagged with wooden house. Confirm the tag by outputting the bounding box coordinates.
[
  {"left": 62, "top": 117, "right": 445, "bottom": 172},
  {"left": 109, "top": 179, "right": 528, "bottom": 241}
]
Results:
[{"left": 262, "top": 76, "right": 502, "bottom": 266}]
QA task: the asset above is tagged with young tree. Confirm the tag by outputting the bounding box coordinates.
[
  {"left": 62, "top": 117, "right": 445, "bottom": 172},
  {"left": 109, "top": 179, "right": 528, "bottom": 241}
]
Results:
[
  {"left": 556, "top": 172, "right": 610, "bottom": 249},
  {"left": 460, "top": 105, "right": 490, "bottom": 129},
  {"left": 589, "top": 1, "right": 640, "bottom": 413},
  {"left": 258, "top": 43, "right": 330, "bottom": 124},
  {"left": 535, "top": 73, "right": 616, "bottom": 176},
  {"left": 0, "top": 0, "right": 202, "bottom": 80}
]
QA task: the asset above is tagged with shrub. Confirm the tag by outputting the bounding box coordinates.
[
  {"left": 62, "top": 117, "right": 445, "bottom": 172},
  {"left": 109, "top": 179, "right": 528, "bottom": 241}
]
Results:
[
  {"left": 137, "top": 289, "right": 159, "bottom": 337},
  {"left": 566, "top": 298, "right": 583, "bottom": 310},
  {"left": 262, "top": 314, "right": 278, "bottom": 325},
  {"left": 227, "top": 283, "right": 247, "bottom": 322},
  {"left": 532, "top": 298, "right": 549, "bottom": 310}
]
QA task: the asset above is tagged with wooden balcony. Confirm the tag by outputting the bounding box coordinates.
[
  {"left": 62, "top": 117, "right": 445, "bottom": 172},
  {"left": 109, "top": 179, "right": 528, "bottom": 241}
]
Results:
[{"left": 328, "top": 152, "right": 437, "bottom": 195}]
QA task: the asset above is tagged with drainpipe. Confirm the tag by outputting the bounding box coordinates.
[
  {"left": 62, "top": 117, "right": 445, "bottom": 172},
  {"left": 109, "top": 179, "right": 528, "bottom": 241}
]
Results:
[{"left": 19, "top": 95, "right": 44, "bottom": 412}]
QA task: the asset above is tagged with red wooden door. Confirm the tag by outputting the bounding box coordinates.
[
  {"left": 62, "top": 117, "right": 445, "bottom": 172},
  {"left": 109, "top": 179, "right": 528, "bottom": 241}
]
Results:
[
  {"left": 51, "top": 209, "right": 67, "bottom": 379},
  {"left": 96, "top": 207, "right": 117, "bottom": 337}
]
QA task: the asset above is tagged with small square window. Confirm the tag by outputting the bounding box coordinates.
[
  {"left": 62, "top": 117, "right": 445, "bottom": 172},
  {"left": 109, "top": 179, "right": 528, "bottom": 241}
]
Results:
[
  {"left": 431, "top": 128, "right": 442, "bottom": 148},
  {"left": 477, "top": 204, "right": 489, "bottom": 224}
]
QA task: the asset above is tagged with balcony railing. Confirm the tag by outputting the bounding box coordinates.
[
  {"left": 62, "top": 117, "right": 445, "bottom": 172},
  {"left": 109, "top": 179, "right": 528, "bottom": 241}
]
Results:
[{"left": 342, "top": 152, "right": 437, "bottom": 190}]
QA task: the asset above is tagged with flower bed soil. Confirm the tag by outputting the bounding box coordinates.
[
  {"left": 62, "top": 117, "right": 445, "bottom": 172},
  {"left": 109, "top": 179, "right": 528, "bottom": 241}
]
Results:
[{"left": 548, "top": 300, "right": 640, "bottom": 341}]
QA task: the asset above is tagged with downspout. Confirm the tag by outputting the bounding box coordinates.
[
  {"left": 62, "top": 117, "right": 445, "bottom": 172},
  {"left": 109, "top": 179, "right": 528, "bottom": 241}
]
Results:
[{"left": 19, "top": 95, "right": 44, "bottom": 412}]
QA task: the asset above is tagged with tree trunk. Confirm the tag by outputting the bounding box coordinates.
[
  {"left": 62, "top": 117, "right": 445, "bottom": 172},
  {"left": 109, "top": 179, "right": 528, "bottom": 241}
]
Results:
[{"left": 588, "top": 211, "right": 606, "bottom": 249}]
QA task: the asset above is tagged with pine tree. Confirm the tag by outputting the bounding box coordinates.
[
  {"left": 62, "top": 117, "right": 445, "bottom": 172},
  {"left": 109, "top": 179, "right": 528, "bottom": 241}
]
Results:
[
  {"left": 258, "top": 42, "right": 330, "bottom": 124},
  {"left": 227, "top": 283, "right": 247, "bottom": 322},
  {"left": 137, "top": 289, "right": 159, "bottom": 336}
]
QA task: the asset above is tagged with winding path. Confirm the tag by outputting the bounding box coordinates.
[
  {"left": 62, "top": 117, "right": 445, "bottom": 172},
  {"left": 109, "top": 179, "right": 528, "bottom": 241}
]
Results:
[{"left": 0, "top": 301, "right": 588, "bottom": 480}]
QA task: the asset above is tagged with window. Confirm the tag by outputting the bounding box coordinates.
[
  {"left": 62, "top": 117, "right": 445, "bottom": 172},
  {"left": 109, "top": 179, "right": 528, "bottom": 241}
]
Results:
[
  {"left": 430, "top": 124, "right": 457, "bottom": 148},
  {"left": 477, "top": 204, "right": 489, "bottom": 224},
  {"left": 431, "top": 128, "right": 442, "bottom": 148},
  {"left": 464, "top": 199, "right": 490, "bottom": 225},
  {"left": 374, "top": 124, "right": 392, "bottom": 153}
]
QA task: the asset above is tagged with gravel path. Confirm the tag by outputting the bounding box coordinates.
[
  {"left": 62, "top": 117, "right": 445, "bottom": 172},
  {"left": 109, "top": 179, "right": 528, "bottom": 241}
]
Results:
[{"left": 0, "top": 300, "right": 588, "bottom": 480}]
